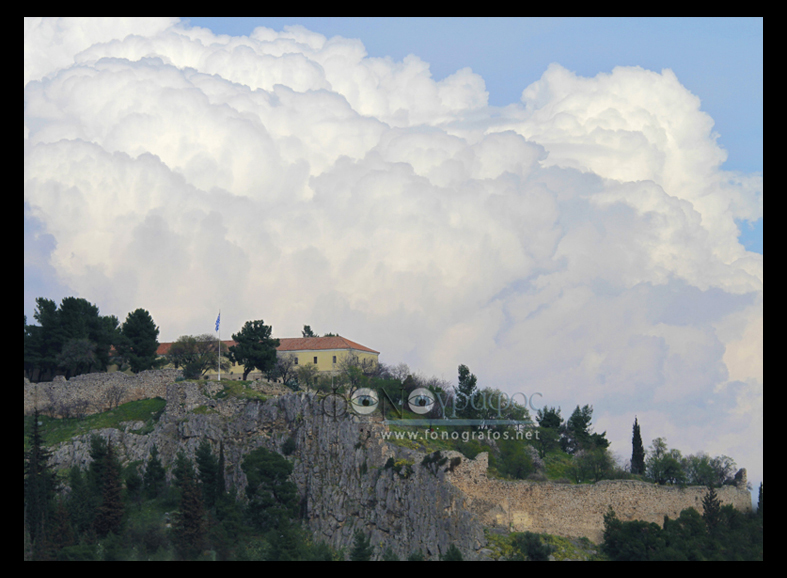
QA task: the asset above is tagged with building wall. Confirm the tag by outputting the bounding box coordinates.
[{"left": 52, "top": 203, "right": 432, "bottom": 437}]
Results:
[{"left": 278, "top": 348, "right": 378, "bottom": 374}]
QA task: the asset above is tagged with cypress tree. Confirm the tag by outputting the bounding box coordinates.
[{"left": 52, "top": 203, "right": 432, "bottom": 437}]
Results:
[
  {"left": 631, "top": 417, "right": 646, "bottom": 475},
  {"left": 757, "top": 482, "right": 763, "bottom": 517},
  {"left": 94, "top": 441, "right": 124, "bottom": 537},
  {"left": 702, "top": 484, "right": 722, "bottom": 535}
]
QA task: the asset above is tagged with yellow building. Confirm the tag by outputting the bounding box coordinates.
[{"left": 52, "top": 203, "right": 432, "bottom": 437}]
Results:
[
  {"left": 156, "top": 335, "right": 379, "bottom": 380},
  {"left": 275, "top": 336, "right": 379, "bottom": 375}
]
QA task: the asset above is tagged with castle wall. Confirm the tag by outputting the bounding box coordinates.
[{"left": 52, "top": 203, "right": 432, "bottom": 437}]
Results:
[
  {"left": 446, "top": 452, "right": 752, "bottom": 543},
  {"left": 24, "top": 369, "right": 182, "bottom": 417}
]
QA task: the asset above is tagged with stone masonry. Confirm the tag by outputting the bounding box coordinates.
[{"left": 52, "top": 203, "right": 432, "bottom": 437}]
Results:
[
  {"left": 24, "top": 369, "right": 182, "bottom": 418},
  {"left": 446, "top": 451, "right": 752, "bottom": 543}
]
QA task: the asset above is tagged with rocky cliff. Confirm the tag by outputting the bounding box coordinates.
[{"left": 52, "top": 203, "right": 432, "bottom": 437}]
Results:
[{"left": 48, "top": 381, "right": 487, "bottom": 560}]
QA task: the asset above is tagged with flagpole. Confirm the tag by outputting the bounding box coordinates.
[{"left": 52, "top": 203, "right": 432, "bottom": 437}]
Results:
[{"left": 217, "top": 310, "right": 221, "bottom": 382}]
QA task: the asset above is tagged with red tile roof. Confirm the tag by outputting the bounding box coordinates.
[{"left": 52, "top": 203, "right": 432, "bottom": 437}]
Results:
[
  {"left": 155, "top": 336, "right": 378, "bottom": 356},
  {"left": 276, "top": 336, "right": 379, "bottom": 354}
]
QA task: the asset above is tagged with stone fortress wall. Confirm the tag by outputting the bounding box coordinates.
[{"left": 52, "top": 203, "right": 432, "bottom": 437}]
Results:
[
  {"left": 446, "top": 451, "right": 752, "bottom": 543},
  {"left": 24, "top": 370, "right": 753, "bottom": 545},
  {"left": 24, "top": 369, "right": 183, "bottom": 417}
]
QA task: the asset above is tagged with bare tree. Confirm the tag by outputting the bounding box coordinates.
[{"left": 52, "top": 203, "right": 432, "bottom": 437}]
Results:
[
  {"left": 389, "top": 363, "right": 411, "bottom": 383},
  {"left": 295, "top": 363, "right": 320, "bottom": 391},
  {"left": 105, "top": 384, "right": 125, "bottom": 410}
]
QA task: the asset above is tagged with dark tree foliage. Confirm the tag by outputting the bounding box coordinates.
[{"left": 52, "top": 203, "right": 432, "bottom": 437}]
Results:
[
  {"left": 66, "top": 466, "right": 94, "bottom": 535},
  {"left": 455, "top": 364, "right": 479, "bottom": 419},
  {"left": 440, "top": 543, "right": 464, "bottom": 561},
  {"left": 228, "top": 320, "right": 280, "bottom": 380},
  {"left": 49, "top": 500, "right": 76, "bottom": 553},
  {"left": 349, "top": 530, "right": 373, "bottom": 561},
  {"left": 143, "top": 444, "right": 166, "bottom": 499},
  {"left": 602, "top": 509, "right": 665, "bottom": 561},
  {"left": 535, "top": 406, "right": 563, "bottom": 458},
  {"left": 560, "top": 405, "right": 609, "bottom": 454},
  {"left": 168, "top": 334, "right": 228, "bottom": 379},
  {"left": 603, "top": 504, "right": 763, "bottom": 561},
  {"left": 241, "top": 447, "right": 299, "bottom": 533},
  {"left": 217, "top": 441, "right": 227, "bottom": 498},
  {"left": 302, "top": 325, "right": 316, "bottom": 337},
  {"left": 117, "top": 308, "right": 161, "bottom": 373},
  {"left": 93, "top": 441, "right": 124, "bottom": 537},
  {"left": 702, "top": 485, "right": 722, "bottom": 534},
  {"left": 509, "top": 532, "right": 556, "bottom": 561},
  {"left": 172, "top": 457, "right": 207, "bottom": 559},
  {"left": 24, "top": 407, "right": 58, "bottom": 550},
  {"left": 492, "top": 437, "right": 535, "bottom": 480},
  {"left": 25, "top": 296, "right": 120, "bottom": 380},
  {"left": 124, "top": 462, "right": 143, "bottom": 504},
  {"left": 196, "top": 439, "right": 220, "bottom": 509},
  {"left": 757, "top": 482, "right": 762, "bottom": 517},
  {"left": 631, "top": 416, "right": 646, "bottom": 475}
]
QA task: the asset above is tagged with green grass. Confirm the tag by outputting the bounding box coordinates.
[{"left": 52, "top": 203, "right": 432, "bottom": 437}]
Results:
[
  {"left": 24, "top": 397, "right": 166, "bottom": 448},
  {"left": 542, "top": 451, "right": 574, "bottom": 481},
  {"left": 212, "top": 381, "right": 267, "bottom": 401}
]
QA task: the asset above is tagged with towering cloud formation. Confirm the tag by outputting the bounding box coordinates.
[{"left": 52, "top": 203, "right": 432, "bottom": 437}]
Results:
[{"left": 25, "top": 18, "right": 761, "bottom": 480}]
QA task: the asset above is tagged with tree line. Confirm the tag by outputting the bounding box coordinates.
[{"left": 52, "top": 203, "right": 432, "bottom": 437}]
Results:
[
  {"left": 602, "top": 482, "right": 763, "bottom": 560},
  {"left": 24, "top": 406, "right": 334, "bottom": 560},
  {"left": 25, "top": 297, "right": 161, "bottom": 381}
]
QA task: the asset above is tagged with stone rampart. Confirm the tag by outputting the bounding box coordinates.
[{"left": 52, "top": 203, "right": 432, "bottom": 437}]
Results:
[
  {"left": 23, "top": 369, "right": 182, "bottom": 418},
  {"left": 446, "top": 452, "right": 752, "bottom": 543}
]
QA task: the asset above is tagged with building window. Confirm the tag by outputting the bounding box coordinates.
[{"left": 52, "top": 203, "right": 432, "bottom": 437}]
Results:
[
  {"left": 313, "top": 356, "right": 318, "bottom": 364},
  {"left": 294, "top": 357, "right": 298, "bottom": 365},
  {"left": 333, "top": 355, "right": 337, "bottom": 364}
]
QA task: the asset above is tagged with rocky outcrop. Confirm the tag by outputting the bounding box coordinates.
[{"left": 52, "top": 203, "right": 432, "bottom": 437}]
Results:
[
  {"left": 48, "top": 383, "right": 487, "bottom": 560},
  {"left": 40, "top": 377, "right": 754, "bottom": 556}
]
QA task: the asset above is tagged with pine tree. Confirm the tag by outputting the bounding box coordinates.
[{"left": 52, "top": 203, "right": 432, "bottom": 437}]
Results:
[
  {"left": 172, "top": 462, "right": 207, "bottom": 559},
  {"left": 24, "top": 408, "right": 58, "bottom": 553},
  {"left": 349, "top": 530, "right": 373, "bottom": 561},
  {"left": 117, "top": 308, "right": 160, "bottom": 373},
  {"left": 66, "top": 466, "right": 94, "bottom": 535},
  {"left": 143, "top": 444, "right": 166, "bottom": 499},
  {"left": 196, "top": 439, "right": 219, "bottom": 509},
  {"left": 456, "top": 364, "right": 478, "bottom": 419},
  {"left": 702, "top": 484, "right": 722, "bottom": 534},
  {"left": 49, "top": 499, "right": 76, "bottom": 553},
  {"left": 216, "top": 441, "right": 227, "bottom": 498},
  {"left": 94, "top": 441, "right": 124, "bottom": 537},
  {"left": 631, "top": 417, "right": 646, "bottom": 475},
  {"left": 440, "top": 543, "right": 463, "bottom": 561}
]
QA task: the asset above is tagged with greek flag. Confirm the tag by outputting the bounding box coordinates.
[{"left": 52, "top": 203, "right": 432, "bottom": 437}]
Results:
[{"left": 215, "top": 312, "right": 220, "bottom": 332}]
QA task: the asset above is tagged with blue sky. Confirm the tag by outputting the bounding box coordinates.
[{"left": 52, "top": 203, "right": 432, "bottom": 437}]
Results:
[
  {"left": 185, "top": 17, "right": 763, "bottom": 253},
  {"left": 25, "top": 18, "right": 763, "bottom": 489}
]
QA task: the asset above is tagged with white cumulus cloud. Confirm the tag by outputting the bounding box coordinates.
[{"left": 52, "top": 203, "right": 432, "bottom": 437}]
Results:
[{"left": 25, "top": 18, "right": 762, "bottom": 487}]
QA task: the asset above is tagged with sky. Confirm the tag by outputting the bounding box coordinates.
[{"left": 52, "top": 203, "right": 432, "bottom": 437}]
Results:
[{"left": 24, "top": 18, "right": 763, "bottom": 494}]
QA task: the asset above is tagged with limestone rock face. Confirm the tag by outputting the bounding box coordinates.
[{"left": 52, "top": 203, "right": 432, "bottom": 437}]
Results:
[{"left": 48, "top": 385, "right": 487, "bottom": 560}]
